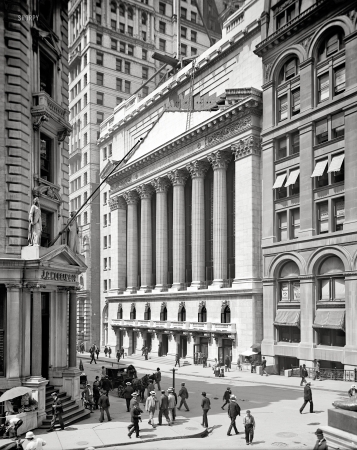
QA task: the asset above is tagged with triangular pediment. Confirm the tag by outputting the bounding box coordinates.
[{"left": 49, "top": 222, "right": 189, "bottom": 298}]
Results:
[{"left": 39, "top": 244, "right": 87, "bottom": 270}]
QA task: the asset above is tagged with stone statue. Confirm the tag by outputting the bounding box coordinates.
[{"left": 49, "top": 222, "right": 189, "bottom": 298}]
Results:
[
  {"left": 28, "top": 197, "right": 42, "bottom": 246},
  {"left": 67, "top": 211, "right": 79, "bottom": 253}
]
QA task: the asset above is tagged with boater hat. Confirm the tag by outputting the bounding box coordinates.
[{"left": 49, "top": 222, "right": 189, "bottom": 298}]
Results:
[
  {"left": 51, "top": 392, "right": 57, "bottom": 397},
  {"left": 25, "top": 431, "right": 35, "bottom": 439},
  {"left": 131, "top": 393, "right": 138, "bottom": 397},
  {"left": 126, "top": 382, "right": 131, "bottom": 385},
  {"left": 150, "top": 391, "right": 156, "bottom": 395}
]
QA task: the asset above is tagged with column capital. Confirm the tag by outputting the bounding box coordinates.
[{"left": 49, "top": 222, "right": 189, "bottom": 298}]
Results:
[
  {"left": 5, "top": 283, "right": 22, "bottom": 290},
  {"left": 123, "top": 190, "right": 139, "bottom": 205},
  {"left": 167, "top": 169, "right": 189, "bottom": 186},
  {"left": 207, "top": 150, "right": 232, "bottom": 170},
  {"left": 186, "top": 160, "right": 210, "bottom": 178},
  {"left": 109, "top": 196, "right": 127, "bottom": 211},
  {"left": 151, "top": 177, "right": 170, "bottom": 193},
  {"left": 232, "top": 135, "right": 261, "bottom": 161},
  {"left": 136, "top": 184, "right": 154, "bottom": 199}
]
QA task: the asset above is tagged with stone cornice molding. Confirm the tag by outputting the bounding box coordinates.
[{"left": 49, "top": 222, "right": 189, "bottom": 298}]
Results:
[
  {"left": 109, "top": 196, "right": 127, "bottom": 211},
  {"left": 123, "top": 190, "right": 139, "bottom": 205},
  {"left": 136, "top": 184, "right": 154, "bottom": 199},
  {"left": 205, "top": 114, "right": 253, "bottom": 147},
  {"left": 207, "top": 150, "right": 232, "bottom": 170},
  {"left": 151, "top": 177, "right": 171, "bottom": 193},
  {"left": 167, "top": 169, "right": 189, "bottom": 186},
  {"left": 186, "top": 160, "right": 210, "bottom": 179},
  {"left": 232, "top": 135, "right": 261, "bottom": 161},
  {"left": 344, "top": 271, "right": 357, "bottom": 278}
]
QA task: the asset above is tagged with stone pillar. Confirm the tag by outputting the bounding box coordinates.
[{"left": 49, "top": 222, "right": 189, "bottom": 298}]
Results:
[
  {"left": 31, "top": 290, "right": 42, "bottom": 377},
  {"left": 299, "top": 123, "right": 315, "bottom": 238},
  {"left": 21, "top": 288, "right": 31, "bottom": 378},
  {"left": 123, "top": 191, "right": 139, "bottom": 293},
  {"left": 69, "top": 290, "right": 77, "bottom": 368},
  {"left": 232, "top": 136, "right": 262, "bottom": 289},
  {"left": 151, "top": 177, "right": 171, "bottom": 291},
  {"left": 262, "top": 140, "right": 275, "bottom": 246},
  {"left": 298, "top": 276, "right": 315, "bottom": 362},
  {"left": 261, "top": 279, "right": 276, "bottom": 363},
  {"left": 168, "top": 169, "right": 189, "bottom": 291},
  {"left": 109, "top": 196, "right": 127, "bottom": 293},
  {"left": 186, "top": 161, "right": 209, "bottom": 290},
  {"left": 300, "top": 58, "right": 314, "bottom": 113},
  {"left": 137, "top": 184, "right": 154, "bottom": 292},
  {"left": 343, "top": 272, "right": 357, "bottom": 367},
  {"left": 343, "top": 103, "right": 357, "bottom": 231},
  {"left": 207, "top": 151, "right": 232, "bottom": 288},
  {"left": 6, "top": 284, "right": 22, "bottom": 383}
]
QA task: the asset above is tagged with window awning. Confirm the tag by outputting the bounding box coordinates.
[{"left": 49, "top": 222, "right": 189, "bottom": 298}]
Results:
[
  {"left": 274, "top": 310, "right": 300, "bottom": 327},
  {"left": 273, "top": 173, "right": 287, "bottom": 189},
  {"left": 241, "top": 349, "right": 258, "bottom": 357},
  {"left": 285, "top": 169, "right": 300, "bottom": 187},
  {"left": 328, "top": 154, "right": 344, "bottom": 173},
  {"left": 313, "top": 310, "right": 345, "bottom": 331},
  {"left": 311, "top": 159, "right": 328, "bottom": 178}
]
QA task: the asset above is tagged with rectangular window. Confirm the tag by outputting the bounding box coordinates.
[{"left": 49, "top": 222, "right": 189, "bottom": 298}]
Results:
[
  {"left": 128, "top": 26, "right": 133, "bottom": 37},
  {"left": 84, "top": 113, "right": 87, "bottom": 126},
  {"left": 329, "top": 153, "right": 345, "bottom": 183},
  {"left": 96, "top": 72, "right": 103, "bottom": 86},
  {"left": 97, "top": 111, "right": 104, "bottom": 124},
  {"left": 119, "top": 23, "right": 125, "bottom": 33},
  {"left": 97, "top": 92, "right": 104, "bottom": 105},
  {"left": 104, "top": 257, "right": 107, "bottom": 269},
  {"left": 84, "top": 132, "right": 88, "bottom": 145},
  {"left": 83, "top": 152, "right": 88, "bottom": 165},
  {"left": 84, "top": 211, "right": 88, "bottom": 224},
  {"left": 111, "top": 19, "right": 117, "bottom": 30},
  {"left": 125, "top": 80, "right": 131, "bottom": 94},
  {"left": 276, "top": 137, "right": 287, "bottom": 160},
  {"left": 291, "top": 132, "right": 299, "bottom": 154},
  {"left": 159, "top": 2, "right": 166, "bottom": 15},
  {"left": 142, "top": 67, "right": 148, "bottom": 79},
  {"left": 142, "top": 49, "right": 147, "bottom": 60},
  {"left": 326, "top": 34, "right": 339, "bottom": 56},
  {"left": 181, "top": 43, "right": 187, "bottom": 56},
  {"left": 96, "top": 52, "right": 103, "bottom": 66},
  {"left": 143, "top": 86, "right": 149, "bottom": 97},
  {"left": 291, "top": 89, "right": 300, "bottom": 115},
  {"left": 116, "top": 97, "right": 122, "bottom": 105},
  {"left": 331, "top": 112, "right": 345, "bottom": 139},
  {"left": 318, "top": 73, "right": 329, "bottom": 102},
  {"left": 103, "top": 280, "right": 107, "bottom": 291},
  {"left": 159, "top": 21, "right": 166, "bottom": 34},
  {"left": 40, "top": 134, "right": 53, "bottom": 182},
  {"left": 291, "top": 208, "right": 300, "bottom": 239},
  {"left": 116, "top": 78, "right": 122, "bottom": 91},
  {"left": 276, "top": 11, "right": 285, "bottom": 29},
  {"left": 104, "top": 214, "right": 108, "bottom": 227},
  {"left": 103, "top": 147, "right": 107, "bottom": 160},
  {"left": 120, "top": 42, "right": 126, "bottom": 53},
  {"left": 84, "top": 93, "right": 87, "bottom": 106},
  {"left": 191, "top": 30, "right": 197, "bottom": 42},
  {"left": 84, "top": 74, "right": 87, "bottom": 85},
  {"left": 279, "top": 95, "right": 288, "bottom": 121},
  {"left": 181, "top": 7, "right": 187, "bottom": 19},
  {"left": 96, "top": 33, "right": 102, "bottom": 45},
  {"left": 334, "top": 198, "right": 345, "bottom": 231},
  {"left": 318, "top": 201, "right": 329, "bottom": 234},
  {"left": 159, "top": 39, "right": 166, "bottom": 52},
  {"left": 142, "top": 30, "right": 146, "bottom": 41},
  {"left": 96, "top": 13, "right": 101, "bottom": 24},
  {"left": 40, "top": 51, "right": 54, "bottom": 97},
  {"left": 315, "top": 118, "right": 328, "bottom": 144},
  {"left": 278, "top": 211, "right": 288, "bottom": 241},
  {"left": 181, "top": 27, "right": 187, "bottom": 38},
  {"left": 191, "top": 12, "right": 197, "bottom": 23},
  {"left": 108, "top": 144, "right": 112, "bottom": 157},
  {"left": 111, "top": 39, "right": 117, "bottom": 50},
  {"left": 128, "top": 45, "right": 134, "bottom": 56},
  {"left": 109, "top": 235, "right": 111, "bottom": 247},
  {"left": 334, "top": 66, "right": 345, "bottom": 94},
  {"left": 104, "top": 236, "right": 107, "bottom": 248},
  {"left": 191, "top": 47, "right": 197, "bottom": 56},
  {"left": 124, "top": 61, "right": 131, "bottom": 74},
  {"left": 116, "top": 58, "right": 122, "bottom": 71}
]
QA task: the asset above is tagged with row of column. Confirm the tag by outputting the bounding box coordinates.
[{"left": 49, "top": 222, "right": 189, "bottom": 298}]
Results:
[{"left": 110, "top": 141, "right": 262, "bottom": 293}]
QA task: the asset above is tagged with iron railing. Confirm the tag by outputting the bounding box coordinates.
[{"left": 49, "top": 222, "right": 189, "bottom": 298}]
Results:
[{"left": 291, "top": 366, "right": 357, "bottom": 382}]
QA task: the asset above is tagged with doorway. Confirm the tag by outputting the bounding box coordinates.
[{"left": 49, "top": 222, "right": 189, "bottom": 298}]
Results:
[
  {"left": 161, "top": 334, "right": 168, "bottom": 356},
  {"left": 117, "top": 330, "right": 123, "bottom": 350},
  {"left": 146, "top": 333, "right": 152, "bottom": 352},
  {"left": 218, "top": 339, "right": 232, "bottom": 366},
  {"left": 179, "top": 336, "right": 187, "bottom": 358},
  {"left": 131, "top": 331, "right": 137, "bottom": 355},
  {"left": 278, "top": 356, "right": 299, "bottom": 375},
  {"left": 41, "top": 293, "right": 50, "bottom": 379}
]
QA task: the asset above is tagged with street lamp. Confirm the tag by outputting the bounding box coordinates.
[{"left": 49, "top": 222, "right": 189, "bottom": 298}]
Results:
[{"left": 170, "top": 368, "right": 176, "bottom": 389}]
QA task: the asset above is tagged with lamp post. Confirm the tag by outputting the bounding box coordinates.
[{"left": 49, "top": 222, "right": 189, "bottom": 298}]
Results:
[{"left": 170, "top": 368, "right": 176, "bottom": 389}]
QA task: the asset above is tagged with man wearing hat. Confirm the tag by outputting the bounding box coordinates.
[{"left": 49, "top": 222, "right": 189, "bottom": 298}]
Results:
[
  {"left": 130, "top": 392, "right": 139, "bottom": 409},
  {"left": 98, "top": 389, "right": 111, "bottom": 422},
  {"left": 178, "top": 383, "right": 189, "bottom": 411},
  {"left": 155, "top": 368, "right": 162, "bottom": 391},
  {"left": 158, "top": 390, "right": 171, "bottom": 426},
  {"left": 167, "top": 388, "right": 176, "bottom": 423},
  {"left": 146, "top": 379, "right": 155, "bottom": 399},
  {"left": 47, "top": 392, "right": 64, "bottom": 432},
  {"left": 243, "top": 410, "right": 255, "bottom": 445},
  {"left": 24, "top": 431, "right": 46, "bottom": 449},
  {"left": 123, "top": 382, "right": 134, "bottom": 412},
  {"left": 100, "top": 376, "right": 112, "bottom": 397},
  {"left": 201, "top": 392, "right": 211, "bottom": 428},
  {"left": 222, "top": 387, "right": 232, "bottom": 410},
  {"left": 300, "top": 382, "right": 314, "bottom": 414},
  {"left": 227, "top": 395, "right": 241, "bottom": 436},
  {"left": 313, "top": 428, "right": 328, "bottom": 449},
  {"left": 82, "top": 383, "right": 94, "bottom": 413},
  {"left": 145, "top": 391, "right": 158, "bottom": 428}
]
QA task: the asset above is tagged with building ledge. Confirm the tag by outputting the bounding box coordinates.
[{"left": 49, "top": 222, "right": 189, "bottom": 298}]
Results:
[{"left": 31, "top": 91, "right": 71, "bottom": 133}]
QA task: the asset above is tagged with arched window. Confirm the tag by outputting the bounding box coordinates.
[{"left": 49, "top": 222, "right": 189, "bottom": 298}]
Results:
[
  {"left": 142, "top": 12, "right": 147, "bottom": 25},
  {"left": 221, "top": 305, "right": 231, "bottom": 324},
  {"left": 130, "top": 304, "right": 136, "bottom": 320},
  {"left": 278, "top": 261, "right": 300, "bottom": 303},
  {"left": 144, "top": 304, "right": 151, "bottom": 320},
  {"left": 110, "top": 1, "right": 116, "bottom": 13},
  {"left": 127, "top": 7, "right": 133, "bottom": 20},
  {"left": 178, "top": 305, "right": 186, "bottom": 322},
  {"left": 318, "top": 256, "right": 345, "bottom": 302},
  {"left": 160, "top": 306, "right": 167, "bottom": 321},
  {"left": 316, "top": 29, "right": 346, "bottom": 104},
  {"left": 117, "top": 304, "right": 123, "bottom": 319},
  {"left": 277, "top": 57, "right": 300, "bottom": 123},
  {"left": 119, "top": 3, "right": 125, "bottom": 16},
  {"left": 198, "top": 305, "right": 207, "bottom": 323}
]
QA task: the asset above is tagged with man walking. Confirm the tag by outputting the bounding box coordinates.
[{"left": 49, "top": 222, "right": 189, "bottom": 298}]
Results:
[
  {"left": 145, "top": 391, "right": 158, "bottom": 428},
  {"left": 108, "top": 347, "right": 112, "bottom": 358},
  {"left": 144, "top": 347, "right": 148, "bottom": 360},
  {"left": 167, "top": 388, "right": 176, "bottom": 423},
  {"left": 155, "top": 368, "right": 162, "bottom": 391},
  {"left": 178, "top": 382, "right": 189, "bottom": 411},
  {"left": 300, "top": 364, "right": 308, "bottom": 386},
  {"left": 121, "top": 346, "right": 125, "bottom": 359},
  {"left": 175, "top": 353, "right": 180, "bottom": 367},
  {"left": 98, "top": 390, "right": 111, "bottom": 422},
  {"left": 128, "top": 403, "right": 143, "bottom": 439},
  {"left": 314, "top": 360, "right": 321, "bottom": 381},
  {"left": 158, "top": 390, "right": 171, "bottom": 426},
  {"left": 261, "top": 357, "right": 268, "bottom": 376},
  {"left": 227, "top": 395, "right": 241, "bottom": 436},
  {"left": 313, "top": 428, "right": 328, "bottom": 450},
  {"left": 201, "top": 392, "right": 211, "bottom": 428},
  {"left": 116, "top": 349, "right": 121, "bottom": 363},
  {"left": 221, "top": 387, "right": 232, "bottom": 410},
  {"left": 95, "top": 346, "right": 100, "bottom": 360},
  {"left": 82, "top": 383, "right": 94, "bottom": 412},
  {"left": 93, "top": 376, "right": 101, "bottom": 410},
  {"left": 89, "top": 345, "right": 96, "bottom": 364},
  {"left": 47, "top": 392, "right": 64, "bottom": 432},
  {"left": 243, "top": 410, "right": 255, "bottom": 445},
  {"left": 123, "top": 382, "right": 134, "bottom": 412},
  {"left": 300, "top": 382, "right": 314, "bottom": 414}
]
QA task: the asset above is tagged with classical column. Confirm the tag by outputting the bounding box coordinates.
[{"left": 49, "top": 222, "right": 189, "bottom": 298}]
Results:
[
  {"left": 136, "top": 184, "right": 154, "bottom": 292},
  {"left": 69, "top": 290, "right": 77, "bottom": 368},
  {"left": 109, "top": 196, "right": 127, "bottom": 293},
  {"left": 344, "top": 272, "right": 357, "bottom": 368},
  {"left": 151, "top": 177, "right": 171, "bottom": 291},
  {"left": 186, "top": 160, "right": 209, "bottom": 290},
  {"left": 232, "top": 136, "right": 262, "bottom": 289},
  {"left": 31, "top": 290, "right": 42, "bottom": 377},
  {"left": 22, "top": 287, "right": 31, "bottom": 377},
  {"left": 123, "top": 191, "right": 139, "bottom": 293},
  {"left": 207, "top": 151, "right": 232, "bottom": 288},
  {"left": 6, "top": 284, "right": 22, "bottom": 381},
  {"left": 298, "top": 276, "right": 315, "bottom": 362},
  {"left": 168, "top": 169, "right": 189, "bottom": 291}
]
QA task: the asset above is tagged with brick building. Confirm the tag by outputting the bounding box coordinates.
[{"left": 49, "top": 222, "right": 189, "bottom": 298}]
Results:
[
  {"left": 97, "top": 0, "right": 264, "bottom": 365},
  {"left": 255, "top": 0, "right": 357, "bottom": 374},
  {"left": 67, "top": 0, "right": 222, "bottom": 350}
]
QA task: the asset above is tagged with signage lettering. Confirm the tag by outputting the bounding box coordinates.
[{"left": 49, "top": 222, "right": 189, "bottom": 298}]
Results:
[{"left": 41, "top": 270, "right": 76, "bottom": 283}]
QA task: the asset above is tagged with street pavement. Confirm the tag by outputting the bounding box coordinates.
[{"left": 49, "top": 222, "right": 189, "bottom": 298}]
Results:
[{"left": 2, "top": 352, "right": 353, "bottom": 449}]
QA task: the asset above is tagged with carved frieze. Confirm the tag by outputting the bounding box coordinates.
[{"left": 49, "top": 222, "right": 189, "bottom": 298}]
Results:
[
  {"left": 232, "top": 135, "right": 261, "bottom": 160},
  {"left": 205, "top": 115, "right": 252, "bottom": 146}
]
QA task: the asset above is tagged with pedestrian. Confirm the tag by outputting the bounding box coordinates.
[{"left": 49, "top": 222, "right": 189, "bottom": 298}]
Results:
[
  {"left": 202, "top": 354, "right": 207, "bottom": 368},
  {"left": 313, "top": 428, "right": 328, "bottom": 450},
  {"left": 144, "top": 347, "right": 148, "bottom": 360},
  {"left": 146, "top": 379, "right": 155, "bottom": 399},
  {"left": 300, "top": 382, "right": 314, "bottom": 414},
  {"left": 93, "top": 376, "right": 100, "bottom": 410},
  {"left": 201, "top": 392, "right": 211, "bottom": 428},
  {"left": 130, "top": 392, "right": 139, "bottom": 409},
  {"left": 198, "top": 351, "right": 202, "bottom": 364},
  {"left": 24, "top": 431, "right": 46, "bottom": 449},
  {"left": 47, "top": 392, "right": 64, "bottom": 432},
  {"left": 101, "top": 366, "right": 106, "bottom": 378},
  {"left": 123, "top": 382, "right": 134, "bottom": 412},
  {"left": 167, "top": 388, "right": 176, "bottom": 422},
  {"left": 348, "top": 384, "right": 357, "bottom": 397},
  {"left": 101, "top": 375, "right": 112, "bottom": 396},
  {"left": 300, "top": 364, "right": 308, "bottom": 386},
  {"left": 221, "top": 387, "right": 232, "bottom": 410},
  {"left": 4, "top": 414, "right": 23, "bottom": 438},
  {"left": 243, "top": 410, "right": 255, "bottom": 445},
  {"left": 178, "top": 382, "right": 190, "bottom": 411},
  {"left": 261, "top": 357, "right": 268, "bottom": 376},
  {"left": 175, "top": 353, "right": 180, "bottom": 367},
  {"left": 194, "top": 351, "right": 198, "bottom": 365},
  {"left": 145, "top": 391, "right": 158, "bottom": 428},
  {"left": 237, "top": 359, "right": 242, "bottom": 371},
  {"left": 82, "top": 383, "right": 94, "bottom": 412},
  {"left": 227, "top": 394, "right": 241, "bottom": 436},
  {"left": 98, "top": 390, "right": 111, "bottom": 422},
  {"left": 314, "top": 360, "right": 321, "bottom": 381},
  {"left": 108, "top": 347, "right": 112, "bottom": 358},
  {"left": 128, "top": 402, "right": 143, "bottom": 439},
  {"left": 155, "top": 368, "right": 162, "bottom": 391},
  {"left": 225, "top": 355, "right": 231, "bottom": 372},
  {"left": 141, "top": 345, "right": 145, "bottom": 356},
  {"left": 95, "top": 346, "right": 100, "bottom": 360},
  {"left": 121, "top": 346, "right": 125, "bottom": 359},
  {"left": 81, "top": 343, "right": 85, "bottom": 354},
  {"left": 158, "top": 390, "right": 171, "bottom": 426},
  {"left": 104, "top": 346, "right": 108, "bottom": 357},
  {"left": 89, "top": 345, "right": 96, "bottom": 364},
  {"left": 116, "top": 349, "right": 121, "bottom": 363}
]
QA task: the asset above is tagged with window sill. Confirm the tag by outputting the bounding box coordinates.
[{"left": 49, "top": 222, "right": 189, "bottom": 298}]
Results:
[
  {"left": 275, "top": 193, "right": 300, "bottom": 203},
  {"left": 313, "top": 136, "right": 344, "bottom": 151},
  {"left": 313, "top": 181, "right": 344, "bottom": 194},
  {"left": 277, "top": 302, "right": 300, "bottom": 309},
  {"left": 316, "top": 301, "right": 345, "bottom": 308},
  {"left": 275, "top": 152, "right": 300, "bottom": 164}
]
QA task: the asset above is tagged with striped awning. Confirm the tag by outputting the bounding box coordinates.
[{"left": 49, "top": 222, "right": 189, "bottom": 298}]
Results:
[
  {"left": 313, "top": 310, "right": 345, "bottom": 331},
  {"left": 274, "top": 310, "right": 300, "bottom": 327}
]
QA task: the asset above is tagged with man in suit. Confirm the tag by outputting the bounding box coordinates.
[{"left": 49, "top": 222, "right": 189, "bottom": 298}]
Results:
[
  {"left": 47, "top": 392, "right": 65, "bottom": 432},
  {"left": 123, "top": 382, "right": 134, "bottom": 412},
  {"left": 227, "top": 395, "right": 240, "bottom": 436},
  {"left": 98, "top": 390, "right": 111, "bottom": 422},
  {"left": 89, "top": 344, "right": 97, "bottom": 364},
  {"left": 201, "top": 392, "right": 211, "bottom": 428},
  {"left": 178, "top": 382, "right": 190, "bottom": 411},
  {"left": 222, "top": 387, "right": 232, "bottom": 410},
  {"left": 82, "top": 383, "right": 94, "bottom": 412},
  {"left": 158, "top": 390, "right": 171, "bottom": 426},
  {"left": 300, "top": 382, "right": 314, "bottom": 414},
  {"left": 167, "top": 388, "right": 176, "bottom": 423},
  {"left": 300, "top": 364, "right": 308, "bottom": 386}
]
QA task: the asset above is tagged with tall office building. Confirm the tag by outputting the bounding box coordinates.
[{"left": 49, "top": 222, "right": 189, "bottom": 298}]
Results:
[{"left": 67, "top": 0, "right": 221, "bottom": 350}]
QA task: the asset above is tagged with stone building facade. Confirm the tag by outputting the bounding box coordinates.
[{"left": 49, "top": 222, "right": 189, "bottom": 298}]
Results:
[
  {"left": 98, "top": 0, "right": 264, "bottom": 364},
  {"left": 0, "top": 0, "right": 85, "bottom": 427},
  {"left": 255, "top": 0, "right": 357, "bottom": 373},
  {"left": 67, "top": 0, "right": 221, "bottom": 350}
]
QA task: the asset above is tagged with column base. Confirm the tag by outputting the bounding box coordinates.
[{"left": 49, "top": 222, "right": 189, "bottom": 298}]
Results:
[
  {"left": 108, "top": 288, "right": 125, "bottom": 295},
  {"left": 170, "top": 283, "right": 185, "bottom": 292},
  {"left": 187, "top": 281, "right": 207, "bottom": 291},
  {"left": 154, "top": 284, "right": 169, "bottom": 292},
  {"left": 124, "top": 287, "right": 138, "bottom": 294},
  {"left": 62, "top": 368, "right": 81, "bottom": 403},
  {"left": 138, "top": 286, "right": 152, "bottom": 294},
  {"left": 208, "top": 279, "right": 228, "bottom": 289},
  {"left": 23, "top": 376, "right": 48, "bottom": 427}
]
